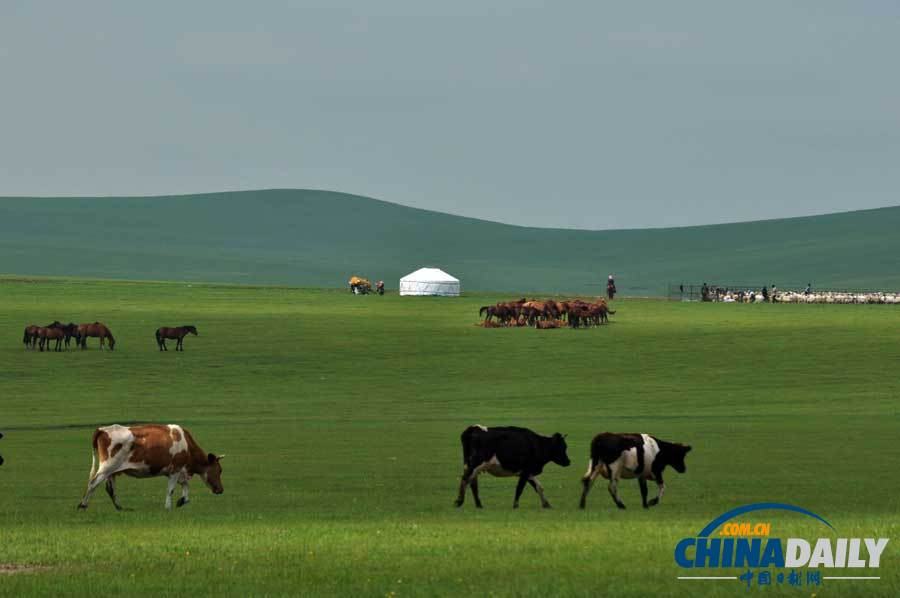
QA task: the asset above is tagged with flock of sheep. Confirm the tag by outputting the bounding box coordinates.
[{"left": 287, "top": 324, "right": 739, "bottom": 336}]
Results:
[
  {"left": 775, "top": 291, "right": 900, "bottom": 304},
  {"left": 714, "top": 289, "right": 900, "bottom": 304}
]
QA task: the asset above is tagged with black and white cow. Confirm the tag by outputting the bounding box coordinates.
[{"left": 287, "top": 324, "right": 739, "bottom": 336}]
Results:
[
  {"left": 579, "top": 432, "right": 691, "bottom": 510},
  {"left": 455, "top": 425, "right": 571, "bottom": 509}
]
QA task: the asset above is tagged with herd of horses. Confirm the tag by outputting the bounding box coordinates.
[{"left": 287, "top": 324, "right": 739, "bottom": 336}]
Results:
[
  {"left": 479, "top": 297, "right": 615, "bottom": 329},
  {"left": 22, "top": 321, "right": 116, "bottom": 352},
  {"left": 22, "top": 322, "right": 200, "bottom": 352}
]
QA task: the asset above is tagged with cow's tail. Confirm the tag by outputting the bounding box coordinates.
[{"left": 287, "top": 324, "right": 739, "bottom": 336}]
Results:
[
  {"left": 585, "top": 441, "right": 603, "bottom": 482},
  {"left": 460, "top": 426, "right": 476, "bottom": 463},
  {"left": 155, "top": 328, "right": 162, "bottom": 344},
  {"left": 88, "top": 429, "right": 102, "bottom": 480}
]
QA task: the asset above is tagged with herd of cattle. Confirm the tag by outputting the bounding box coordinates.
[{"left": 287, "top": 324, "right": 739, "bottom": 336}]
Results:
[
  {"left": 11, "top": 422, "right": 689, "bottom": 511},
  {"left": 479, "top": 297, "right": 615, "bottom": 329},
  {"left": 22, "top": 322, "right": 199, "bottom": 352}
]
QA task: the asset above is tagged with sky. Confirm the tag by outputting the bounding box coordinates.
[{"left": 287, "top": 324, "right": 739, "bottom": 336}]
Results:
[{"left": 1, "top": 1, "right": 899, "bottom": 229}]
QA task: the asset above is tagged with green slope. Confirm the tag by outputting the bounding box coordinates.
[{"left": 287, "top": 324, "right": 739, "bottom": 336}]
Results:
[{"left": 1, "top": 189, "right": 898, "bottom": 294}]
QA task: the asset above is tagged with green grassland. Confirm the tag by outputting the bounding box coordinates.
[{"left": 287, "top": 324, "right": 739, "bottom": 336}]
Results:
[
  {"left": 3, "top": 190, "right": 900, "bottom": 295},
  {"left": 1, "top": 278, "right": 899, "bottom": 596}
]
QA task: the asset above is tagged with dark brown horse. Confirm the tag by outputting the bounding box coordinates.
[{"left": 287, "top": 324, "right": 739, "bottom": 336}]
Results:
[
  {"left": 62, "top": 322, "right": 80, "bottom": 348},
  {"left": 38, "top": 322, "right": 67, "bottom": 352},
  {"left": 156, "top": 325, "right": 198, "bottom": 351},
  {"left": 23, "top": 324, "right": 42, "bottom": 349},
  {"left": 77, "top": 322, "right": 116, "bottom": 350}
]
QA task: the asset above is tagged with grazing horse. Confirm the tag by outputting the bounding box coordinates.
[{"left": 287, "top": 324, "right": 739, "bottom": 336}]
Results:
[
  {"left": 38, "top": 324, "right": 66, "bottom": 352},
  {"left": 32, "top": 321, "right": 68, "bottom": 352},
  {"left": 156, "top": 326, "right": 198, "bottom": 351},
  {"left": 63, "top": 322, "right": 80, "bottom": 348},
  {"left": 479, "top": 305, "right": 499, "bottom": 322},
  {"left": 23, "top": 325, "right": 41, "bottom": 349},
  {"left": 77, "top": 322, "right": 116, "bottom": 350}
]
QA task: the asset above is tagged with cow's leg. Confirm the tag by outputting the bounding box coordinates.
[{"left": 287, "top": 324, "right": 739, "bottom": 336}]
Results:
[
  {"left": 648, "top": 472, "right": 665, "bottom": 507},
  {"left": 165, "top": 475, "right": 179, "bottom": 510},
  {"left": 607, "top": 463, "right": 626, "bottom": 509},
  {"left": 105, "top": 476, "right": 124, "bottom": 511},
  {"left": 177, "top": 480, "right": 190, "bottom": 508},
  {"left": 639, "top": 478, "right": 649, "bottom": 509},
  {"left": 579, "top": 458, "right": 600, "bottom": 509},
  {"left": 162, "top": 339, "right": 167, "bottom": 351},
  {"left": 513, "top": 474, "right": 529, "bottom": 509},
  {"left": 455, "top": 465, "right": 470, "bottom": 507},
  {"left": 469, "top": 476, "right": 483, "bottom": 508},
  {"left": 527, "top": 476, "right": 551, "bottom": 508},
  {"left": 79, "top": 468, "right": 113, "bottom": 509}
]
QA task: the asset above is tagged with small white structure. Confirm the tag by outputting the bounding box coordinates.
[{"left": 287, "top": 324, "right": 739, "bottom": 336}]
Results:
[{"left": 399, "top": 267, "right": 460, "bottom": 296}]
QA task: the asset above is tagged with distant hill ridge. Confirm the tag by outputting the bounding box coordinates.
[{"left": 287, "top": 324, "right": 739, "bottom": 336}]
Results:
[{"left": 2, "top": 189, "right": 899, "bottom": 294}]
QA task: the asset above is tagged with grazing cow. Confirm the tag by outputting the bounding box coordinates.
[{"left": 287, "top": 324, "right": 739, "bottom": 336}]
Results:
[
  {"left": 78, "top": 424, "right": 224, "bottom": 510},
  {"left": 579, "top": 432, "right": 691, "bottom": 510},
  {"left": 455, "top": 425, "right": 570, "bottom": 509}
]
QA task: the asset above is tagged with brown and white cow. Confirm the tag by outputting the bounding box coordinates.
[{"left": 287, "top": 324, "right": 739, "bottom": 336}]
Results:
[{"left": 78, "top": 424, "right": 224, "bottom": 510}]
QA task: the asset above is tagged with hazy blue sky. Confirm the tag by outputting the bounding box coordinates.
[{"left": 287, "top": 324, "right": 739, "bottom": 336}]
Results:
[{"left": 2, "top": 1, "right": 898, "bottom": 228}]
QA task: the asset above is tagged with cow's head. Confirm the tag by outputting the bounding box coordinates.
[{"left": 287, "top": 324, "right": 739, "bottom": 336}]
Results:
[
  {"left": 667, "top": 444, "right": 692, "bottom": 473},
  {"left": 550, "top": 433, "right": 571, "bottom": 467},
  {"left": 203, "top": 453, "right": 225, "bottom": 494}
]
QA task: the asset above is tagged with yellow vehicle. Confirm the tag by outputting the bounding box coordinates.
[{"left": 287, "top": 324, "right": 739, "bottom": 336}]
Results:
[{"left": 348, "top": 276, "right": 372, "bottom": 295}]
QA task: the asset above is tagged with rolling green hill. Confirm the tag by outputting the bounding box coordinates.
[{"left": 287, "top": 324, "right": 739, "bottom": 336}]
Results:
[{"left": 1, "top": 189, "right": 898, "bottom": 294}]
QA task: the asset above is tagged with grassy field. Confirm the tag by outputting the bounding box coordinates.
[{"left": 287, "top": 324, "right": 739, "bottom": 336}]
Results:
[
  {"left": 3, "top": 190, "right": 900, "bottom": 295},
  {"left": 1, "top": 278, "right": 898, "bottom": 596}
]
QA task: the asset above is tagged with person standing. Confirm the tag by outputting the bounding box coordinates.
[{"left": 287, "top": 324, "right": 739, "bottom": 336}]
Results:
[
  {"left": 761, "top": 285, "right": 769, "bottom": 302},
  {"left": 607, "top": 275, "right": 617, "bottom": 300}
]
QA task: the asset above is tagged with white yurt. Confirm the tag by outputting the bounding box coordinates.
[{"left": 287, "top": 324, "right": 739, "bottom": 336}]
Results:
[{"left": 399, "top": 267, "right": 460, "bottom": 296}]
